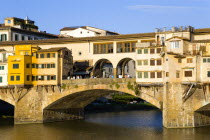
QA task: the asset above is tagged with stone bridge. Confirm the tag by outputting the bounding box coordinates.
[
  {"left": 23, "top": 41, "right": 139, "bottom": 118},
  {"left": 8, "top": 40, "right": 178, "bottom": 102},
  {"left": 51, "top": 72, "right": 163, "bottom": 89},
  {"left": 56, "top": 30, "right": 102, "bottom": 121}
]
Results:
[{"left": 0, "top": 78, "right": 210, "bottom": 128}]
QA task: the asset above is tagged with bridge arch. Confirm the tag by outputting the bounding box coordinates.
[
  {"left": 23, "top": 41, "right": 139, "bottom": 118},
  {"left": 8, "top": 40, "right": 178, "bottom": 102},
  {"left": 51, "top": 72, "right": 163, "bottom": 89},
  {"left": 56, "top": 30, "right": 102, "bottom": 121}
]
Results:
[
  {"left": 43, "top": 79, "right": 162, "bottom": 110},
  {"left": 92, "top": 58, "right": 114, "bottom": 78},
  {"left": 116, "top": 58, "right": 136, "bottom": 78}
]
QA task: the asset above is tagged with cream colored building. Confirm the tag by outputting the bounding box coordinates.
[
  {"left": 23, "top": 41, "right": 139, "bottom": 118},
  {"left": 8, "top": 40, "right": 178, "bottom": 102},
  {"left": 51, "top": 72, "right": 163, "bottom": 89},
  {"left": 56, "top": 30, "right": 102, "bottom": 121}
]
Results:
[
  {"left": 0, "top": 17, "right": 58, "bottom": 42},
  {"left": 1, "top": 26, "right": 210, "bottom": 86}
]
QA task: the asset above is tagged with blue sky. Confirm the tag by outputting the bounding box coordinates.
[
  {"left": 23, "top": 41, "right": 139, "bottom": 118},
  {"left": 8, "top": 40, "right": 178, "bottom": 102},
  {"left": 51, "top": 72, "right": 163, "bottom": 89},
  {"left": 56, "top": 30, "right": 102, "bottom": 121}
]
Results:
[{"left": 0, "top": 0, "right": 210, "bottom": 35}]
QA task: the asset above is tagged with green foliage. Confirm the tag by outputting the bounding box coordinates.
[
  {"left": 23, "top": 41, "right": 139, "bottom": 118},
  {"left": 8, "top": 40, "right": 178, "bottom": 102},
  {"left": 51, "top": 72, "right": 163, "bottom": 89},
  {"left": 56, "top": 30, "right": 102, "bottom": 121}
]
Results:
[
  {"left": 109, "top": 85, "right": 113, "bottom": 89},
  {"left": 127, "top": 81, "right": 134, "bottom": 90},
  {"left": 61, "top": 83, "right": 66, "bottom": 89},
  {"left": 112, "top": 93, "right": 139, "bottom": 104},
  {"left": 115, "top": 83, "right": 120, "bottom": 89},
  {"left": 74, "top": 85, "right": 78, "bottom": 88}
]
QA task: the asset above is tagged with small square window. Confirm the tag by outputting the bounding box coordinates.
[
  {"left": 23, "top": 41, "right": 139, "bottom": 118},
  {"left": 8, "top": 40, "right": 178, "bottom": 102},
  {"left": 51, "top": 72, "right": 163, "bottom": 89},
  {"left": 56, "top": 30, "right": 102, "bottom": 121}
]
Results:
[
  {"left": 144, "top": 49, "right": 148, "bottom": 54},
  {"left": 16, "top": 76, "right": 20, "bottom": 81},
  {"left": 10, "top": 76, "right": 14, "bottom": 81}
]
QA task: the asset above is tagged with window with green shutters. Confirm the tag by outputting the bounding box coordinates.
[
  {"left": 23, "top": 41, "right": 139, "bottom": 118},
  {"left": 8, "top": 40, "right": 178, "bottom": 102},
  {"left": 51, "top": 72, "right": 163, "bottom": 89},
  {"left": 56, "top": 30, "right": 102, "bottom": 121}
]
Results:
[
  {"left": 138, "top": 72, "right": 142, "bottom": 78},
  {"left": 144, "top": 72, "right": 148, "bottom": 78},
  {"left": 47, "top": 76, "right": 51, "bottom": 80},
  {"left": 13, "top": 64, "right": 19, "bottom": 69},
  {"left": 0, "top": 66, "right": 4, "bottom": 70},
  {"left": 10, "top": 76, "right": 14, "bottom": 81},
  {"left": 137, "top": 49, "right": 142, "bottom": 54},
  {"left": 144, "top": 49, "right": 148, "bottom": 54},
  {"left": 16, "top": 76, "right": 20, "bottom": 81},
  {"left": 137, "top": 60, "right": 142, "bottom": 65},
  {"left": 0, "top": 77, "right": 2, "bottom": 83}
]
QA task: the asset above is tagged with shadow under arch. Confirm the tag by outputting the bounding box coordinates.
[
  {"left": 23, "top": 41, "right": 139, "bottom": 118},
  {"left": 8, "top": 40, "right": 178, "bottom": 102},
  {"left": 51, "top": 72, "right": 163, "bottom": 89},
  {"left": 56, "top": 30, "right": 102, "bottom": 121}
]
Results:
[
  {"left": 43, "top": 88, "right": 162, "bottom": 122},
  {"left": 0, "top": 99, "right": 14, "bottom": 116},
  {"left": 92, "top": 59, "right": 114, "bottom": 78},
  {"left": 116, "top": 58, "right": 136, "bottom": 78}
]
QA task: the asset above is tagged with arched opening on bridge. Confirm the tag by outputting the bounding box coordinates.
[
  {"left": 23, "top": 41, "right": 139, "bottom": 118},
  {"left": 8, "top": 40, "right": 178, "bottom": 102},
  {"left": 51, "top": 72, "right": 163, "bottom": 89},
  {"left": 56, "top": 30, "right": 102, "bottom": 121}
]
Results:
[
  {"left": 43, "top": 89, "right": 161, "bottom": 123},
  {"left": 117, "top": 58, "right": 135, "bottom": 78},
  {"left": 93, "top": 59, "right": 113, "bottom": 78},
  {"left": 0, "top": 100, "right": 14, "bottom": 119}
]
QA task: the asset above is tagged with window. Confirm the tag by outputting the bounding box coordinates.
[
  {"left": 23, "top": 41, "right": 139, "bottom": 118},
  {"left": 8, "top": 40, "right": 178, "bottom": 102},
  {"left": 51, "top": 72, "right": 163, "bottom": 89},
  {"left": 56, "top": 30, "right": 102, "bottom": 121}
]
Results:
[
  {"left": 150, "top": 72, "right": 155, "bottom": 78},
  {"left": 51, "top": 75, "right": 56, "bottom": 80},
  {"left": 0, "top": 34, "right": 7, "bottom": 41},
  {"left": 150, "top": 48, "right": 155, "bottom": 54},
  {"left": 150, "top": 59, "right": 155, "bottom": 66},
  {"left": 137, "top": 60, "right": 142, "bottom": 66},
  {"left": 178, "top": 58, "right": 182, "bottom": 63},
  {"left": 22, "top": 35, "right": 25, "bottom": 41},
  {"left": 156, "top": 48, "right": 161, "bottom": 53},
  {"left": 10, "top": 76, "right": 14, "bottom": 81},
  {"left": 166, "top": 72, "right": 169, "bottom": 77},
  {"left": 117, "top": 43, "right": 122, "bottom": 53},
  {"left": 51, "top": 64, "right": 55, "bottom": 68},
  {"left": 138, "top": 72, "right": 142, "bottom": 78},
  {"left": 124, "top": 43, "right": 130, "bottom": 52},
  {"left": 170, "top": 41, "right": 180, "bottom": 49},
  {"left": 0, "top": 66, "right": 4, "bottom": 70},
  {"left": 157, "top": 72, "right": 162, "bottom": 78},
  {"left": 0, "top": 77, "right": 2, "bottom": 83},
  {"left": 187, "top": 58, "right": 193, "bottom": 63},
  {"left": 137, "top": 49, "right": 142, "bottom": 54},
  {"left": 131, "top": 42, "right": 136, "bottom": 52},
  {"left": 36, "top": 54, "right": 39, "bottom": 58},
  {"left": 143, "top": 60, "right": 148, "bottom": 65},
  {"left": 28, "top": 36, "right": 32, "bottom": 40},
  {"left": 144, "top": 72, "right": 148, "bottom": 78},
  {"left": 208, "top": 71, "right": 210, "bottom": 77},
  {"left": 176, "top": 71, "right": 180, "bottom": 78},
  {"left": 13, "top": 64, "right": 19, "bottom": 69},
  {"left": 16, "top": 76, "right": 20, "bottom": 81},
  {"left": 52, "top": 53, "right": 55, "bottom": 58},
  {"left": 108, "top": 44, "right": 113, "bottom": 53},
  {"left": 47, "top": 64, "right": 51, "bottom": 68},
  {"left": 32, "top": 76, "right": 35, "bottom": 81},
  {"left": 185, "top": 71, "right": 192, "bottom": 77},
  {"left": 157, "top": 59, "right": 162, "bottom": 65},
  {"left": 47, "top": 53, "right": 50, "bottom": 58},
  {"left": 40, "top": 54, "right": 45, "bottom": 58},
  {"left": 32, "top": 63, "right": 36, "bottom": 68},
  {"left": 144, "top": 49, "right": 148, "bottom": 54},
  {"left": 15, "top": 34, "right": 19, "bottom": 41},
  {"left": 41, "top": 64, "right": 45, "bottom": 68},
  {"left": 7, "top": 20, "right": 11, "bottom": 23},
  {"left": 26, "top": 64, "right": 30, "bottom": 68},
  {"left": 116, "top": 42, "right": 136, "bottom": 53},
  {"left": 26, "top": 75, "right": 30, "bottom": 81}
]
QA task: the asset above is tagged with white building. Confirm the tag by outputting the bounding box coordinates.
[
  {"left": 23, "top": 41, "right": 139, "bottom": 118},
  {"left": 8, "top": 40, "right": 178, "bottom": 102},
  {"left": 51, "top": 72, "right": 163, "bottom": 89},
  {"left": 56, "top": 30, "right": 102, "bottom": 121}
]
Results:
[
  {"left": 0, "top": 49, "right": 14, "bottom": 86},
  {"left": 60, "top": 26, "right": 119, "bottom": 37}
]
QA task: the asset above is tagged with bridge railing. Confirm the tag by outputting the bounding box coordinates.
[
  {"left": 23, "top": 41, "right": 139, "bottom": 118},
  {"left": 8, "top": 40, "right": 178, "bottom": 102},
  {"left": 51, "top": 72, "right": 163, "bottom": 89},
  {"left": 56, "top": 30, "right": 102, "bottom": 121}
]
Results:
[{"left": 62, "top": 78, "right": 136, "bottom": 85}]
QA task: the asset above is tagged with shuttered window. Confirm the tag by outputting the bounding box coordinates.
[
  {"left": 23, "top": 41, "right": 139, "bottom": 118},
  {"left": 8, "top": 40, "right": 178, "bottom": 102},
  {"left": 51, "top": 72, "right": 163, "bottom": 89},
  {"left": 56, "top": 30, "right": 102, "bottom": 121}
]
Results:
[
  {"left": 185, "top": 71, "right": 192, "bottom": 77},
  {"left": 150, "top": 59, "right": 155, "bottom": 66},
  {"left": 150, "top": 72, "right": 155, "bottom": 78},
  {"left": 187, "top": 58, "right": 193, "bottom": 63},
  {"left": 150, "top": 48, "right": 155, "bottom": 54},
  {"left": 138, "top": 72, "right": 142, "bottom": 78},
  {"left": 157, "top": 59, "right": 162, "bottom": 65},
  {"left": 156, "top": 48, "right": 161, "bottom": 53},
  {"left": 157, "top": 72, "right": 162, "bottom": 78}
]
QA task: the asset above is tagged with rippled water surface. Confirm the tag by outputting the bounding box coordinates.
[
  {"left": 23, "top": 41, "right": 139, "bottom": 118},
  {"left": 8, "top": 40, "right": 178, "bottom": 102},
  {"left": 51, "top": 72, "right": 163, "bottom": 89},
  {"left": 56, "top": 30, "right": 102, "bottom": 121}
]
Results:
[{"left": 0, "top": 110, "right": 210, "bottom": 140}]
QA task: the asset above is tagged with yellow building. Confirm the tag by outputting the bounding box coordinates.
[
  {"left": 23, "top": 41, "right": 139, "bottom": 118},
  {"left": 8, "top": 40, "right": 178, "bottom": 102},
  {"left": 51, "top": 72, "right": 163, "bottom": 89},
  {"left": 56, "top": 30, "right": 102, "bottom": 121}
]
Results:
[{"left": 8, "top": 45, "right": 73, "bottom": 87}]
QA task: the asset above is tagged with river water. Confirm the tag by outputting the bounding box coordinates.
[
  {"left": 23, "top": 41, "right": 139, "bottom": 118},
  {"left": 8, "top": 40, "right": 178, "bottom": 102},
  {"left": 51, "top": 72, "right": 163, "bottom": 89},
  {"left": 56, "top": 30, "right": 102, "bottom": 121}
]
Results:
[{"left": 0, "top": 110, "right": 210, "bottom": 140}]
